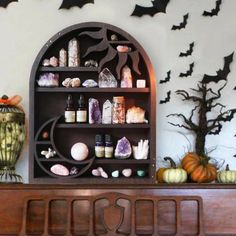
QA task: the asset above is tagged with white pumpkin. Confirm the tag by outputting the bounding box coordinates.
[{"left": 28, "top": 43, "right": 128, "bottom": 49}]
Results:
[
  {"left": 162, "top": 157, "right": 187, "bottom": 184},
  {"left": 217, "top": 165, "right": 236, "bottom": 183}
]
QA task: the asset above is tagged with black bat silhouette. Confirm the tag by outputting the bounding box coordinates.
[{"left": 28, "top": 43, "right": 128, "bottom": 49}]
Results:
[
  {"left": 202, "top": 52, "right": 234, "bottom": 84},
  {"left": 160, "top": 91, "right": 171, "bottom": 104},
  {"left": 171, "top": 13, "right": 189, "bottom": 30},
  {"left": 202, "top": 0, "right": 222, "bottom": 17},
  {"left": 0, "top": 0, "right": 17, "bottom": 8},
  {"left": 160, "top": 70, "right": 171, "bottom": 84},
  {"left": 131, "top": 0, "right": 170, "bottom": 17},
  {"left": 59, "top": 0, "right": 94, "bottom": 9},
  {"left": 179, "top": 42, "right": 194, "bottom": 57},
  {"left": 179, "top": 62, "right": 194, "bottom": 77},
  {"left": 234, "top": 154, "right": 236, "bottom": 157}
]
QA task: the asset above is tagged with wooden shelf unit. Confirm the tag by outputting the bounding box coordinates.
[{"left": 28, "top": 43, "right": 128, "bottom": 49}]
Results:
[{"left": 29, "top": 22, "right": 156, "bottom": 184}]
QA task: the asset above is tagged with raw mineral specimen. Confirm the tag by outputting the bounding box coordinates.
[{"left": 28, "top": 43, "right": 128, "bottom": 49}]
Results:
[
  {"left": 112, "top": 96, "right": 125, "bottom": 124},
  {"left": 89, "top": 98, "right": 102, "bottom": 124},
  {"left": 68, "top": 38, "right": 80, "bottom": 67},
  {"left": 114, "top": 137, "right": 132, "bottom": 159},
  {"left": 122, "top": 168, "right": 132, "bottom": 177},
  {"left": 70, "top": 167, "right": 78, "bottom": 175},
  {"left": 59, "top": 48, "right": 67, "bottom": 67},
  {"left": 84, "top": 59, "right": 98, "bottom": 67},
  {"left": 132, "top": 139, "right": 149, "bottom": 160},
  {"left": 121, "top": 65, "right": 133, "bottom": 88},
  {"left": 37, "top": 73, "right": 59, "bottom": 87},
  {"left": 117, "top": 45, "right": 131, "bottom": 53},
  {"left": 50, "top": 164, "right": 69, "bottom": 176},
  {"left": 92, "top": 167, "right": 108, "bottom": 178},
  {"left": 82, "top": 79, "right": 98, "bottom": 88},
  {"left": 126, "top": 106, "right": 146, "bottom": 124},
  {"left": 98, "top": 68, "right": 118, "bottom": 88},
  {"left": 111, "top": 34, "right": 118, "bottom": 41},
  {"left": 102, "top": 100, "right": 112, "bottom": 124},
  {"left": 112, "top": 170, "right": 119, "bottom": 178},
  {"left": 137, "top": 170, "right": 146, "bottom": 177},
  {"left": 42, "top": 59, "right": 50, "bottom": 66},
  {"left": 62, "top": 78, "right": 81, "bottom": 88},
  {"left": 49, "top": 56, "right": 59, "bottom": 67},
  {"left": 41, "top": 148, "right": 56, "bottom": 159}
]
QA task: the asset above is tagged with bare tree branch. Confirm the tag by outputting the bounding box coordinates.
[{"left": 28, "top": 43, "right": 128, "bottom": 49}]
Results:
[{"left": 176, "top": 90, "right": 202, "bottom": 102}]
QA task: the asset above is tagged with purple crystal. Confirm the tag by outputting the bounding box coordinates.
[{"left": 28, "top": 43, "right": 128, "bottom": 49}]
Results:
[
  {"left": 89, "top": 98, "right": 102, "bottom": 124},
  {"left": 37, "top": 73, "right": 59, "bottom": 87},
  {"left": 114, "top": 137, "right": 132, "bottom": 159}
]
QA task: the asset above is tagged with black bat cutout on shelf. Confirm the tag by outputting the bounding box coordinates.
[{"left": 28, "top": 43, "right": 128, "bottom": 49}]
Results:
[
  {"left": 0, "top": 0, "right": 17, "bottom": 8},
  {"left": 171, "top": 13, "right": 189, "bottom": 30},
  {"left": 202, "top": 52, "right": 234, "bottom": 84},
  {"left": 131, "top": 0, "right": 170, "bottom": 17},
  {"left": 160, "top": 70, "right": 171, "bottom": 84},
  {"left": 59, "top": 0, "right": 94, "bottom": 9},
  {"left": 202, "top": 0, "right": 222, "bottom": 17},
  {"left": 179, "top": 42, "right": 194, "bottom": 57},
  {"left": 179, "top": 62, "right": 194, "bottom": 77},
  {"left": 160, "top": 91, "right": 171, "bottom": 104}
]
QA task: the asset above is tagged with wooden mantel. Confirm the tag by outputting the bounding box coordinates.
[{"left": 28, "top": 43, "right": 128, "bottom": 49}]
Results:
[{"left": 0, "top": 184, "right": 235, "bottom": 235}]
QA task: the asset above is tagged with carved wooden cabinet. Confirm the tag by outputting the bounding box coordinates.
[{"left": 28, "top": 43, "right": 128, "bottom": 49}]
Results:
[{"left": 29, "top": 22, "right": 156, "bottom": 184}]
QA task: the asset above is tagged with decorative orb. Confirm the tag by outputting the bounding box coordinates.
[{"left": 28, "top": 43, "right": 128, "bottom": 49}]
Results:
[
  {"left": 71, "top": 142, "right": 89, "bottom": 161},
  {"left": 42, "top": 131, "right": 49, "bottom": 139}
]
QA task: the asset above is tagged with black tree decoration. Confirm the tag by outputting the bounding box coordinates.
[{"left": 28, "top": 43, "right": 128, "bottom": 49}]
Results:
[{"left": 167, "top": 82, "right": 236, "bottom": 157}]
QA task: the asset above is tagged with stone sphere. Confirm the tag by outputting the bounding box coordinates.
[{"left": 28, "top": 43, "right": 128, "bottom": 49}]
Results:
[{"left": 71, "top": 142, "right": 89, "bottom": 161}]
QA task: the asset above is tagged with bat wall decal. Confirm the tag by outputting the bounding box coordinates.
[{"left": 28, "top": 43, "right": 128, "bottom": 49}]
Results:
[
  {"left": 160, "top": 70, "right": 171, "bottom": 84},
  {"left": 179, "top": 62, "right": 194, "bottom": 77},
  {"left": 131, "top": 0, "right": 170, "bottom": 17},
  {"left": 202, "top": 52, "right": 234, "bottom": 84},
  {"left": 171, "top": 13, "right": 189, "bottom": 30},
  {"left": 179, "top": 42, "right": 194, "bottom": 57},
  {"left": 59, "top": 0, "right": 94, "bottom": 9},
  {"left": 160, "top": 91, "right": 171, "bottom": 104},
  {"left": 202, "top": 0, "right": 222, "bottom": 17},
  {"left": 0, "top": 0, "right": 17, "bottom": 8}
]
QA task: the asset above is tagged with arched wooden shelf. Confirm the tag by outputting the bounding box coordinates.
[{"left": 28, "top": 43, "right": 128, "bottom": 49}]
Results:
[{"left": 29, "top": 22, "right": 156, "bottom": 184}]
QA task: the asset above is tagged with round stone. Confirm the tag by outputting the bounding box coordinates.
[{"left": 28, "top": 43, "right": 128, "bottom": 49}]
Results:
[
  {"left": 71, "top": 142, "right": 89, "bottom": 161},
  {"left": 137, "top": 170, "right": 146, "bottom": 177},
  {"left": 50, "top": 164, "right": 69, "bottom": 176},
  {"left": 42, "top": 131, "right": 49, "bottom": 139}
]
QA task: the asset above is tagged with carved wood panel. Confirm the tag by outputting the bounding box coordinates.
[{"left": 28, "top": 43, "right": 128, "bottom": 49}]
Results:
[{"left": 19, "top": 192, "right": 204, "bottom": 236}]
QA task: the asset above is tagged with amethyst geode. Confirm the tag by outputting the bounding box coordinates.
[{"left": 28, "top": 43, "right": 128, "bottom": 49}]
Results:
[
  {"left": 89, "top": 98, "right": 102, "bottom": 124},
  {"left": 114, "top": 137, "right": 132, "bottom": 159}
]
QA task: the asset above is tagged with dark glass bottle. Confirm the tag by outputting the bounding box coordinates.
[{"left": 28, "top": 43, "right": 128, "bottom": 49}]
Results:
[
  {"left": 65, "top": 94, "right": 75, "bottom": 123},
  {"left": 105, "top": 134, "right": 113, "bottom": 158},
  {"left": 95, "top": 134, "right": 105, "bottom": 158},
  {"left": 76, "top": 94, "right": 87, "bottom": 123}
]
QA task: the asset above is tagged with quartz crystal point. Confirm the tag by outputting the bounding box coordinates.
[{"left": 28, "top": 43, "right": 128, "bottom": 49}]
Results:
[
  {"left": 89, "top": 98, "right": 102, "bottom": 124},
  {"left": 68, "top": 38, "right": 80, "bottom": 67},
  {"left": 98, "top": 68, "right": 118, "bottom": 88},
  {"left": 121, "top": 65, "right": 133, "bottom": 88},
  {"left": 59, "top": 48, "right": 67, "bottom": 67},
  {"left": 102, "top": 100, "right": 112, "bottom": 124},
  {"left": 114, "top": 137, "right": 132, "bottom": 159}
]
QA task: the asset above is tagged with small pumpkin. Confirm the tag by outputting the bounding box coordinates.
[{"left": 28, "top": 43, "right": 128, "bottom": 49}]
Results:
[
  {"left": 162, "top": 157, "right": 187, "bottom": 183},
  {"left": 181, "top": 152, "right": 217, "bottom": 183},
  {"left": 217, "top": 164, "right": 236, "bottom": 183},
  {"left": 156, "top": 167, "right": 166, "bottom": 183}
]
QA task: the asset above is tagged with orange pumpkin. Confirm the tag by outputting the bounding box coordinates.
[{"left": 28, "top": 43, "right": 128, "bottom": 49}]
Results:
[
  {"left": 156, "top": 168, "right": 166, "bottom": 183},
  {"left": 181, "top": 152, "right": 217, "bottom": 183}
]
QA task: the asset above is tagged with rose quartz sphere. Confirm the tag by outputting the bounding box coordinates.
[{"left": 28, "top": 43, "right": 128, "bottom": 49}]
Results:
[{"left": 71, "top": 142, "right": 89, "bottom": 161}]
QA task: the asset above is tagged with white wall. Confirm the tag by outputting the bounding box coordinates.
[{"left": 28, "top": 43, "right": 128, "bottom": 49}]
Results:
[{"left": 0, "top": 0, "right": 236, "bottom": 182}]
